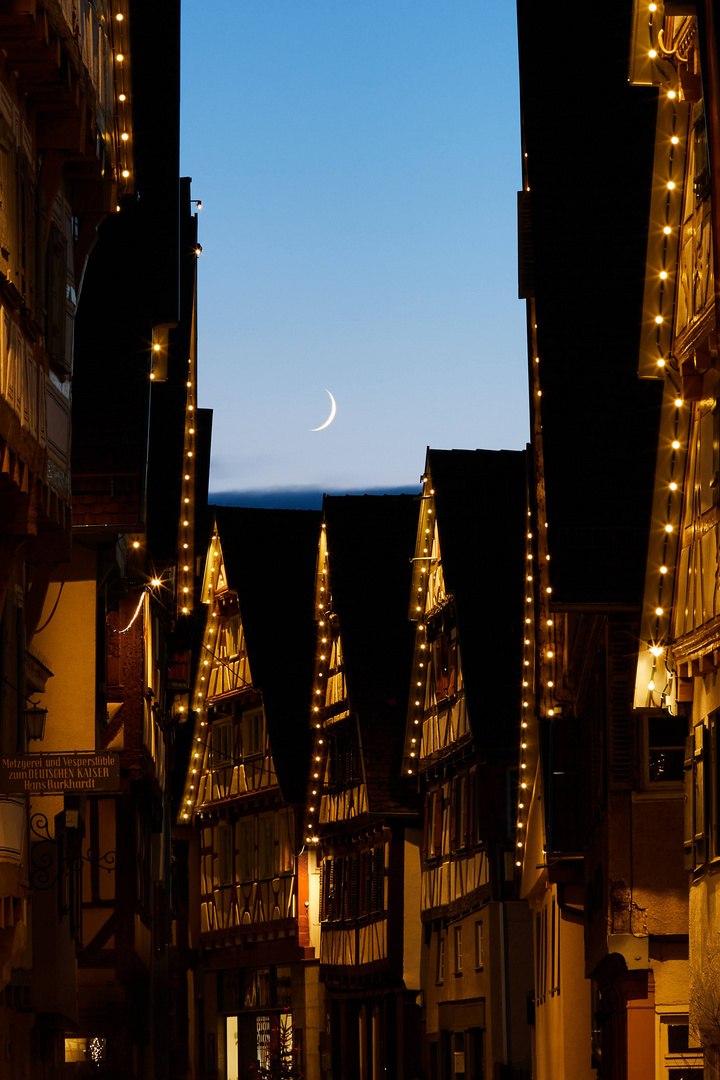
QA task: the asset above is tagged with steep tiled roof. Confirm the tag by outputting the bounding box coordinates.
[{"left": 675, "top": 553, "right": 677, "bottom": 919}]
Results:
[
  {"left": 427, "top": 448, "right": 527, "bottom": 749},
  {"left": 324, "top": 495, "right": 418, "bottom": 815},
  {"left": 212, "top": 506, "right": 321, "bottom": 804}
]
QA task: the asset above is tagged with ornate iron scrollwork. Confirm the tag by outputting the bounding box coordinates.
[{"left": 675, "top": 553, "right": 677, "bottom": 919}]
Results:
[{"left": 29, "top": 812, "right": 117, "bottom": 891}]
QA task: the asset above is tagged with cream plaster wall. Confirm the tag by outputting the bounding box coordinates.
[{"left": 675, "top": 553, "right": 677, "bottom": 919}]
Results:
[
  {"left": 33, "top": 544, "right": 98, "bottom": 754},
  {"left": 532, "top": 885, "right": 594, "bottom": 1080},
  {"left": 403, "top": 830, "right": 422, "bottom": 992}
]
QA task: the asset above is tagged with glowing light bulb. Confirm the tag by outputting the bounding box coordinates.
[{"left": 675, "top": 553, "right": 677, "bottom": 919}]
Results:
[
  {"left": 667, "top": 181, "right": 675, "bottom": 190},
  {"left": 669, "top": 481, "right": 678, "bottom": 491},
  {"left": 660, "top": 565, "right": 668, "bottom": 574},
  {"left": 674, "top": 399, "right": 683, "bottom": 407},
  {"left": 660, "top": 270, "right": 668, "bottom": 280},
  {"left": 650, "top": 646, "right": 663, "bottom": 657},
  {"left": 116, "top": 53, "right": 124, "bottom": 62},
  {"left": 119, "top": 93, "right": 126, "bottom": 101},
  {"left": 121, "top": 132, "right": 129, "bottom": 141},
  {"left": 648, "top": 680, "right": 655, "bottom": 691},
  {"left": 665, "top": 525, "right": 673, "bottom": 533},
  {"left": 671, "top": 135, "right": 679, "bottom": 145},
  {"left": 657, "top": 358, "right": 666, "bottom": 367},
  {"left": 668, "top": 90, "right": 676, "bottom": 99},
  {"left": 672, "top": 440, "right": 680, "bottom": 449},
  {"left": 655, "top": 315, "right": 664, "bottom": 324},
  {"left": 656, "top": 606, "right": 664, "bottom": 616}
]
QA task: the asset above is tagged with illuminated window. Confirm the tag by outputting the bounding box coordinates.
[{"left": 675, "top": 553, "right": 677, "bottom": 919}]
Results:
[
  {"left": 64, "top": 1038, "right": 88, "bottom": 1062},
  {"left": 225, "top": 614, "right": 241, "bottom": 660},
  {"left": 278, "top": 809, "right": 294, "bottom": 873}
]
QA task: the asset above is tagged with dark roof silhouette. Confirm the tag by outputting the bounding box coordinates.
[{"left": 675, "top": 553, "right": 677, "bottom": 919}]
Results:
[
  {"left": 212, "top": 505, "right": 321, "bottom": 804},
  {"left": 426, "top": 448, "right": 527, "bottom": 748},
  {"left": 323, "top": 495, "right": 419, "bottom": 815}
]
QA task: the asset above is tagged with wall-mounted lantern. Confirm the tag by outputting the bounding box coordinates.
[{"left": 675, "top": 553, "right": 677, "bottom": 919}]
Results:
[{"left": 23, "top": 701, "right": 48, "bottom": 742}]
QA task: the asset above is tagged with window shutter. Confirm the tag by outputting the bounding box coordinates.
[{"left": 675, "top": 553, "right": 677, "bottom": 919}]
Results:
[
  {"left": 350, "top": 856, "right": 358, "bottom": 919},
  {"left": 684, "top": 735, "right": 695, "bottom": 870},
  {"left": 344, "top": 858, "right": 352, "bottom": 921},
  {"left": 466, "top": 771, "right": 475, "bottom": 849},
  {"left": 433, "top": 790, "right": 443, "bottom": 856},
  {"left": 372, "top": 847, "right": 384, "bottom": 914},
  {"left": 461, "top": 776, "right": 470, "bottom": 849},
  {"left": 450, "top": 778, "right": 458, "bottom": 852},
  {"left": 319, "top": 863, "right": 326, "bottom": 921},
  {"left": 694, "top": 725, "right": 708, "bottom": 867},
  {"left": 327, "top": 858, "right": 336, "bottom": 920},
  {"left": 358, "top": 852, "right": 367, "bottom": 917},
  {"left": 422, "top": 798, "right": 429, "bottom": 862}
]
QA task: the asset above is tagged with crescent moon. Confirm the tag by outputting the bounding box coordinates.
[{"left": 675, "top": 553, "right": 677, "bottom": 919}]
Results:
[{"left": 311, "top": 390, "right": 337, "bottom": 432}]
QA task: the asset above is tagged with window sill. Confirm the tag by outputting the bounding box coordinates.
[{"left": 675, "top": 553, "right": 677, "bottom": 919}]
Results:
[{"left": 632, "top": 788, "right": 684, "bottom": 803}]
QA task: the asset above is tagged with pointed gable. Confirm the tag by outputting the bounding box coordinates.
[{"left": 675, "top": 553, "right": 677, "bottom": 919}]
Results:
[
  {"left": 179, "top": 506, "right": 320, "bottom": 818},
  {"left": 305, "top": 495, "right": 418, "bottom": 839},
  {"left": 404, "top": 449, "right": 527, "bottom": 773},
  {"left": 213, "top": 507, "right": 321, "bottom": 804}
]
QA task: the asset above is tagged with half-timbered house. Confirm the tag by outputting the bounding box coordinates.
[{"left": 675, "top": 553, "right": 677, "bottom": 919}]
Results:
[
  {"left": 630, "top": 7, "right": 720, "bottom": 1077},
  {"left": 515, "top": 2, "right": 690, "bottom": 1077},
  {"left": 400, "top": 449, "right": 532, "bottom": 1080},
  {"left": 178, "top": 506, "right": 323, "bottom": 1080},
  {"left": 0, "top": 6, "right": 201, "bottom": 1073},
  {"left": 305, "top": 494, "right": 421, "bottom": 1080},
  {"left": 0, "top": 9, "right": 127, "bottom": 1070}
]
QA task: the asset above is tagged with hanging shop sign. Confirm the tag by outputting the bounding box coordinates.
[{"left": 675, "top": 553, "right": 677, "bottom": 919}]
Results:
[{"left": 0, "top": 753, "right": 120, "bottom": 794}]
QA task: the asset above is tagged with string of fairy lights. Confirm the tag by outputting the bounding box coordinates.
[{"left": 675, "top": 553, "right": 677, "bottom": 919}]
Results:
[
  {"left": 181, "top": 532, "right": 221, "bottom": 821},
  {"left": 111, "top": 4, "right": 132, "bottom": 194},
  {"left": 405, "top": 472, "right": 436, "bottom": 775},
  {"left": 645, "top": 388, "right": 686, "bottom": 703},
  {"left": 515, "top": 4, "right": 693, "bottom": 872},
  {"left": 515, "top": 506, "right": 537, "bottom": 868},
  {"left": 642, "top": 5, "right": 691, "bottom": 704},
  {"left": 515, "top": 341, "right": 555, "bottom": 874},
  {"left": 305, "top": 523, "right": 330, "bottom": 844},
  {"left": 178, "top": 350, "right": 197, "bottom": 617}
]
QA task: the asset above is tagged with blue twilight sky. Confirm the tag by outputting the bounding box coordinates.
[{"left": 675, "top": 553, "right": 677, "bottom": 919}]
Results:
[{"left": 180, "top": 0, "right": 528, "bottom": 500}]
